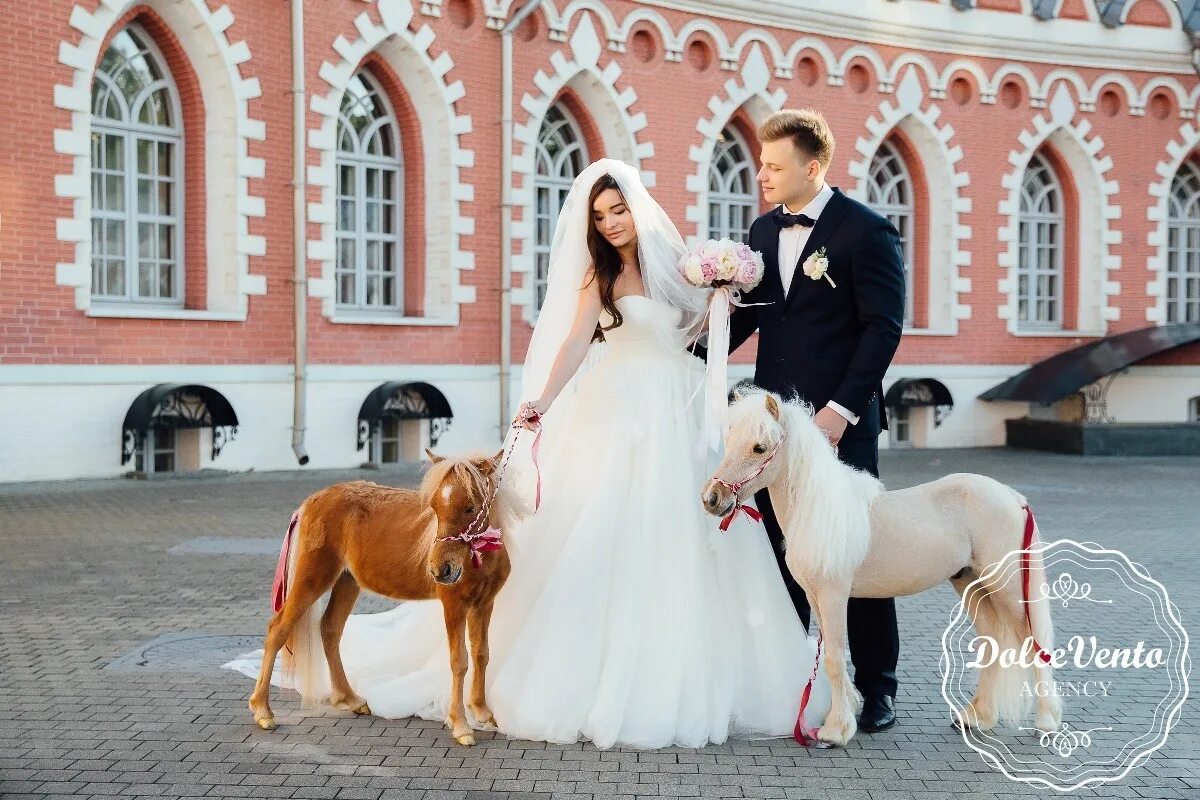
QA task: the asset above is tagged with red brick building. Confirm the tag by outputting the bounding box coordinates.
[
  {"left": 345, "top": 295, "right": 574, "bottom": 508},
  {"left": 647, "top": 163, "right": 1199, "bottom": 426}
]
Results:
[{"left": 2, "top": 0, "right": 1199, "bottom": 480}]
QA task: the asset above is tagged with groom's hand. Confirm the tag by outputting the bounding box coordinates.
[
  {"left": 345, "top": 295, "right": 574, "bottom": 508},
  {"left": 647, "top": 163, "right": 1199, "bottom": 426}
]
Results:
[{"left": 813, "top": 405, "right": 849, "bottom": 446}]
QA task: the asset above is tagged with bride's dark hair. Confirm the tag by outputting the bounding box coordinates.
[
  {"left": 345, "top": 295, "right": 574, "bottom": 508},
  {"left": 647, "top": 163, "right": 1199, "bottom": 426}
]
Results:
[{"left": 585, "top": 173, "right": 636, "bottom": 341}]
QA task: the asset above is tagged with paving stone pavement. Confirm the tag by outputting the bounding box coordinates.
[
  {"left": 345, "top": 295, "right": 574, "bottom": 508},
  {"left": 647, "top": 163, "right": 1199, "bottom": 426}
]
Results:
[{"left": 0, "top": 450, "right": 1197, "bottom": 800}]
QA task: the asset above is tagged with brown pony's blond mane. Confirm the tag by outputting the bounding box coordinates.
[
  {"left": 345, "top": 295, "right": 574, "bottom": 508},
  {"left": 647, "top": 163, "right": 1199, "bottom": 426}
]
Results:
[{"left": 418, "top": 453, "right": 492, "bottom": 511}]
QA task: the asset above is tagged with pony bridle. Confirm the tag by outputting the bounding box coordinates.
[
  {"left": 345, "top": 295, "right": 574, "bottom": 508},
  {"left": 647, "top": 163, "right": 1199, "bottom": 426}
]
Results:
[
  {"left": 711, "top": 437, "right": 783, "bottom": 532},
  {"left": 436, "top": 430, "right": 520, "bottom": 568},
  {"left": 438, "top": 495, "right": 502, "bottom": 569}
]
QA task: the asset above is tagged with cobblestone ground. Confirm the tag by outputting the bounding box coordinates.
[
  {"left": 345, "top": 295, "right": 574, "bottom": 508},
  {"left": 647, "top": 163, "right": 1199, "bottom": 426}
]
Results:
[{"left": 1, "top": 449, "right": 1197, "bottom": 800}]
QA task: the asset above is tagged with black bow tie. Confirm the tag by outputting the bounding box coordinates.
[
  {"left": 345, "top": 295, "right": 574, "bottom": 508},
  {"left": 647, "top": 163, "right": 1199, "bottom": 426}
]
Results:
[{"left": 773, "top": 208, "right": 816, "bottom": 229}]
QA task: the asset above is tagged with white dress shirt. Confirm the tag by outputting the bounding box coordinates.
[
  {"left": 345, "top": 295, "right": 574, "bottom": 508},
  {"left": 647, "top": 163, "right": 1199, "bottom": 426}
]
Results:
[
  {"left": 777, "top": 183, "right": 834, "bottom": 294},
  {"left": 776, "top": 184, "right": 860, "bottom": 427}
]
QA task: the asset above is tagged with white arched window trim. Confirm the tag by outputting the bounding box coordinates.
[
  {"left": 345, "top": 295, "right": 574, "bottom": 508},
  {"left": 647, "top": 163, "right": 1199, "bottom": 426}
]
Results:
[
  {"left": 531, "top": 102, "right": 588, "bottom": 317},
  {"left": 335, "top": 71, "right": 404, "bottom": 315},
  {"left": 1017, "top": 153, "right": 1065, "bottom": 330},
  {"left": 90, "top": 24, "right": 184, "bottom": 308},
  {"left": 1166, "top": 161, "right": 1200, "bottom": 324},
  {"left": 707, "top": 126, "right": 757, "bottom": 243},
  {"left": 866, "top": 141, "right": 915, "bottom": 327}
]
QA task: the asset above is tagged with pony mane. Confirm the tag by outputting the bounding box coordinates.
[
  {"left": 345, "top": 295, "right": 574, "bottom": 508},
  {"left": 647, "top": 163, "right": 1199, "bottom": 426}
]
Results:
[
  {"left": 730, "top": 390, "right": 882, "bottom": 578},
  {"left": 418, "top": 451, "right": 521, "bottom": 533},
  {"left": 407, "top": 456, "right": 482, "bottom": 567},
  {"left": 418, "top": 455, "right": 489, "bottom": 510}
]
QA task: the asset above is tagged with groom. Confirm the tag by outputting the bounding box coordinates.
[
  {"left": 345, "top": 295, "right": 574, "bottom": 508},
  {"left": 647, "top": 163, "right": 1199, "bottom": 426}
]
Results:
[{"left": 697, "top": 108, "right": 906, "bottom": 732}]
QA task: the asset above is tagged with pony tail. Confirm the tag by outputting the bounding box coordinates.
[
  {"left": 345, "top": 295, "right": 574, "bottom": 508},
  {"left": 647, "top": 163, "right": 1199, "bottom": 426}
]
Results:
[{"left": 279, "top": 509, "right": 332, "bottom": 705}]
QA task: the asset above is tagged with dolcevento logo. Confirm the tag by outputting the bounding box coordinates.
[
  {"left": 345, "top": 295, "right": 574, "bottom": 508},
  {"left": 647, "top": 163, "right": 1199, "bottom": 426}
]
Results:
[{"left": 941, "top": 539, "right": 1189, "bottom": 792}]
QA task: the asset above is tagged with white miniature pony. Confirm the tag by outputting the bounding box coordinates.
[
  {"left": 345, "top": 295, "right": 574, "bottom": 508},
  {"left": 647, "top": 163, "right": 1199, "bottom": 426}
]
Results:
[{"left": 701, "top": 389, "right": 1062, "bottom": 746}]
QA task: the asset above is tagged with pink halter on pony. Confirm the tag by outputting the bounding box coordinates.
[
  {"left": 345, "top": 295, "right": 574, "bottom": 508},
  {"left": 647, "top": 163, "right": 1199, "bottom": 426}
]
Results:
[{"left": 710, "top": 437, "right": 782, "bottom": 531}]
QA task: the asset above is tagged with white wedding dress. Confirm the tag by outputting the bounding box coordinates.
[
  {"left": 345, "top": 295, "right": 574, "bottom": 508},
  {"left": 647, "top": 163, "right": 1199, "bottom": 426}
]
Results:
[{"left": 226, "top": 293, "right": 830, "bottom": 749}]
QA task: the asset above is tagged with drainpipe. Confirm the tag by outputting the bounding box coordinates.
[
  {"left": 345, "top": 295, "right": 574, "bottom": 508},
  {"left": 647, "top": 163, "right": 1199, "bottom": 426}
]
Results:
[
  {"left": 290, "top": 0, "right": 310, "bottom": 465},
  {"left": 499, "top": 0, "right": 543, "bottom": 441}
]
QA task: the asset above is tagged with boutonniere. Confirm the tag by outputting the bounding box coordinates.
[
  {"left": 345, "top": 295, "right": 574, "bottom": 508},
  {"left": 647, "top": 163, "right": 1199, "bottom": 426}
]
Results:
[{"left": 802, "top": 247, "right": 836, "bottom": 288}]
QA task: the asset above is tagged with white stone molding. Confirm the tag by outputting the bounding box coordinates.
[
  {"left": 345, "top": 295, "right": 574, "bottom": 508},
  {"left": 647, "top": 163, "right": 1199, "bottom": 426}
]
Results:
[
  {"left": 937, "top": 59, "right": 993, "bottom": 103},
  {"left": 509, "top": 12, "right": 653, "bottom": 318},
  {"left": 53, "top": 0, "right": 266, "bottom": 314},
  {"left": 836, "top": 44, "right": 892, "bottom": 92},
  {"left": 305, "top": 0, "right": 476, "bottom": 322},
  {"left": 674, "top": 17, "right": 736, "bottom": 67},
  {"left": 847, "top": 69, "right": 972, "bottom": 333},
  {"left": 1037, "top": 69, "right": 1094, "bottom": 112},
  {"left": 988, "top": 62, "right": 1046, "bottom": 107},
  {"left": 1146, "top": 121, "right": 1200, "bottom": 323},
  {"left": 683, "top": 44, "right": 787, "bottom": 249},
  {"left": 996, "top": 85, "right": 1121, "bottom": 334},
  {"left": 781, "top": 36, "right": 840, "bottom": 83},
  {"left": 1136, "top": 76, "right": 1194, "bottom": 118}
]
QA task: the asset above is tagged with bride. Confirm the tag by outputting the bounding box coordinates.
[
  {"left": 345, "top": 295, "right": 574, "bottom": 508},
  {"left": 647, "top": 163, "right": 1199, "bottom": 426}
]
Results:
[{"left": 226, "top": 158, "right": 829, "bottom": 749}]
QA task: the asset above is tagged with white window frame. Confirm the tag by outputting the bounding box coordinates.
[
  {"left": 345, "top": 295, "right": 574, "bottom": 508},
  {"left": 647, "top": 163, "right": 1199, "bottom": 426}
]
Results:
[
  {"left": 867, "top": 141, "right": 915, "bottom": 327},
  {"left": 134, "top": 428, "right": 177, "bottom": 474},
  {"left": 888, "top": 406, "right": 912, "bottom": 448},
  {"left": 707, "top": 127, "right": 757, "bottom": 243},
  {"left": 335, "top": 71, "right": 405, "bottom": 314},
  {"left": 371, "top": 418, "right": 402, "bottom": 465},
  {"left": 90, "top": 24, "right": 184, "bottom": 308},
  {"left": 1017, "top": 153, "right": 1065, "bottom": 330},
  {"left": 1167, "top": 161, "right": 1200, "bottom": 324},
  {"left": 532, "top": 103, "right": 588, "bottom": 316}
]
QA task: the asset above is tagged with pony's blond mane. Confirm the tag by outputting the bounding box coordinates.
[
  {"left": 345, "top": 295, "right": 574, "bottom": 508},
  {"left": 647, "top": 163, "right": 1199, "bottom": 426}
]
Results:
[
  {"left": 417, "top": 451, "right": 522, "bottom": 538},
  {"left": 419, "top": 455, "right": 488, "bottom": 510},
  {"left": 729, "top": 390, "right": 881, "bottom": 578}
]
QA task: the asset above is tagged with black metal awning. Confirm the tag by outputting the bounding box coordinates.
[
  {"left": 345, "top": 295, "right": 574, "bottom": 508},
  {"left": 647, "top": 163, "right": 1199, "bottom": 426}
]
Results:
[
  {"left": 357, "top": 381, "right": 453, "bottom": 450},
  {"left": 885, "top": 378, "right": 954, "bottom": 426},
  {"left": 121, "top": 384, "right": 239, "bottom": 464},
  {"left": 979, "top": 323, "right": 1200, "bottom": 404},
  {"left": 885, "top": 378, "right": 953, "bottom": 408}
]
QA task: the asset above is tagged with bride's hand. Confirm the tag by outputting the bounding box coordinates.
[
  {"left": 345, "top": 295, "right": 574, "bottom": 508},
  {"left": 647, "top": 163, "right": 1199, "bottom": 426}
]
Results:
[{"left": 514, "top": 399, "right": 546, "bottom": 431}]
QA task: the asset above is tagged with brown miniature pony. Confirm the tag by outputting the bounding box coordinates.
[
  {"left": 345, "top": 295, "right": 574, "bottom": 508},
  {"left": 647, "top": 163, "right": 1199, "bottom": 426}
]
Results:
[{"left": 248, "top": 449, "right": 515, "bottom": 746}]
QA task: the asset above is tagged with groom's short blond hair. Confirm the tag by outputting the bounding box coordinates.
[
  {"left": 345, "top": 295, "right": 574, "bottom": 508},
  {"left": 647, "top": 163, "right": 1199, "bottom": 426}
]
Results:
[{"left": 758, "top": 109, "right": 835, "bottom": 168}]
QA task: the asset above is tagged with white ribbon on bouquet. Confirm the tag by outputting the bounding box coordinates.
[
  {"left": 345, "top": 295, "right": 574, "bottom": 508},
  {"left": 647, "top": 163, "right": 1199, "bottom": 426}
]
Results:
[{"left": 689, "top": 285, "right": 771, "bottom": 453}]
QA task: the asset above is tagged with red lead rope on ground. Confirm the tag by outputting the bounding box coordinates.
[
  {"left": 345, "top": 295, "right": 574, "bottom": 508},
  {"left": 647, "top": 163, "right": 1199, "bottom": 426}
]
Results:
[
  {"left": 793, "top": 632, "right": 824, "bottom": 746},
  {"left": 1020, "top": 503, "right": 1053, "bottom": 665}
]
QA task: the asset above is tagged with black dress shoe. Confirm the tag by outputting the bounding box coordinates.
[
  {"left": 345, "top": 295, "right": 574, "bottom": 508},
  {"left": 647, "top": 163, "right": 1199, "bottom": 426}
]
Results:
[{"left": 858, "top": 694, "right": 896, "bottom": 733}]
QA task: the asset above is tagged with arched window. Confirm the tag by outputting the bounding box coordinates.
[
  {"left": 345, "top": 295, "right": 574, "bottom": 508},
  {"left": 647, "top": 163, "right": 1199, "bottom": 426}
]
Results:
[
  {"left": 1167, "top": 161, "right": 1200, "bottom": 324},
  {"left": 533, "top": 104, "right": 587, "bottom": 313},
  {"left": 866, "top": 141, "right": 915, "bottom": 326},
  {"left": 336, "top": 71, "right": 403, "bottom": 312},
  {"left": 1018, "top": 153, "right": 1064, "bottom": 329},
  {"left": 90, "top": 25, "right": 183, "bottom": 304},
  {"left": 708, "top": 127, "right": 756, "bottom": 242}
]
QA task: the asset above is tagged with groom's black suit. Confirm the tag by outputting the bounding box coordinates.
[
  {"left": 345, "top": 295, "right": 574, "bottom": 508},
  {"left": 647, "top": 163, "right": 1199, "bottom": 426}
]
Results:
[{"left": 696, "top": 187, "right": 905, "bottom": 700}]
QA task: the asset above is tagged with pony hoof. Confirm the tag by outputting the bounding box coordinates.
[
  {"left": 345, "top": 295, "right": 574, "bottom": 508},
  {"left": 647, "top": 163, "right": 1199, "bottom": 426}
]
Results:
[
  {"left": 469, "top": 706, "right": 497, "bottom": 728},
  {"left": 255, "top": 716, "right": 277, "bottom": 731},
  {"left": 331, "top": 690, "right": 367, "bottom": 714},
  {"left": 817, "top": 718, "right": 855, "bottom": 746},
  {"left": 961, "top": 704, "right": 996, "bottom": 731},
  {"left": 454, "top": 732, "right": 476, "bottom": 746},
  {"left": 1035, "top": 713, "right": 1061, "bottom": 733}
]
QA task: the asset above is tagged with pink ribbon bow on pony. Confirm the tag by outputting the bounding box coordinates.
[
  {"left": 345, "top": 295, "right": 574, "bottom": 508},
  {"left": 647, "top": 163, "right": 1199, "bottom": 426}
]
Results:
[
  {"left": 441, "top": 526, "right": 504, "bottom": 568},
  {"left": 718, "top": 501, "right": 763, "bottom": 532}
]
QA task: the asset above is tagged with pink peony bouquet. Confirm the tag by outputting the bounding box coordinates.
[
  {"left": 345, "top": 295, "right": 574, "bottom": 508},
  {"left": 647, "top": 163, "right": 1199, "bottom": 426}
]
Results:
[{"left": 679, "top": 238, "right": 765, "bottom": 292}]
